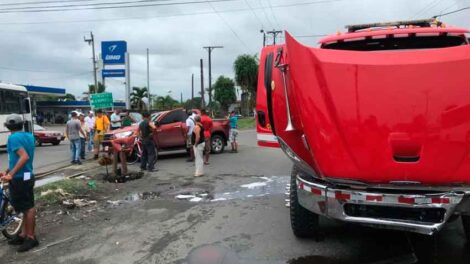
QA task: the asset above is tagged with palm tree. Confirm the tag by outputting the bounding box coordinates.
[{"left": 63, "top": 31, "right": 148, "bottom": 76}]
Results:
[
  {"left": 130, "top": 87, "right": 149, "bottom": 110},
  {"left": 88, "top": 82, "right": 106, "bottom": 94},
  {"left": 233, "top": 54, "right": 258, "bottom": 115}
]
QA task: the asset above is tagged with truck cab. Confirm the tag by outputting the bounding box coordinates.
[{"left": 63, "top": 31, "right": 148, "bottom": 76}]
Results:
[{"left": 256, "top": 19, "right": 470, "bottom": 240}]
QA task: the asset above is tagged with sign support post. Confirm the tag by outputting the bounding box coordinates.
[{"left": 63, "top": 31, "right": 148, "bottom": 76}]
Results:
[{"left": 125, "top": 52, "right": 131, "bottom": 109}]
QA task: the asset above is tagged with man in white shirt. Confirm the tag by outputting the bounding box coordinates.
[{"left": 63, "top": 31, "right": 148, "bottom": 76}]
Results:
[
  {"left": 110, "top": 109, "right": 122, "bottom": 130},
  {"left": 185, "top": 111, "right": 196, "bottom": 162},
  {"left": 84, "top": 111, "right": 95, "bottom": 152}
]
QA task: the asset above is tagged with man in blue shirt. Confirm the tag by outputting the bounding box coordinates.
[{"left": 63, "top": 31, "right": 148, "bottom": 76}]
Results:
[
  {"left": 0, "top": 114, "right": 38, "bottom": 252},
  {"left": 228, "top": 111, "right": 239, "bottom": 153}
]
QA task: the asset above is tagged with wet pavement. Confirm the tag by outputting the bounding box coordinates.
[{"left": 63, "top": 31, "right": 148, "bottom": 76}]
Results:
[{"left": 1, "top": 130, "right": 470, "bottom": 263}]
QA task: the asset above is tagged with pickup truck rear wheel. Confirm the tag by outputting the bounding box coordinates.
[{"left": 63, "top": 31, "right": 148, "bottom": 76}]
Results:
[
  {"left": 211, "top": 134, "right": 225, "bottom": 154},
  {"left": 290, "top": 165, "right": 319, "bottom": 238},
  {"left": 462, "top": 215, "right": 470, "bottom": 241}
]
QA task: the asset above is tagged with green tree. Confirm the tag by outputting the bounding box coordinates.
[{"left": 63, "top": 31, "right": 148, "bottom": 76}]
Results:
[
  {"left": 154, "top": 95, "right": 179, "bottom": 110},
  {"left": 130, "top": 86, "right": 149, "bottom": 111},
  {"left": 233, "top": 54, "right": 258, "bottom": 115},
  {"left": 213, "top": 76, "right": 236, "bottom": 115},
  {"left": 88, "top": 82, "right": 106, "bottom": 94},
  {"left": 184, "top": 97, "right": 203, "bottom": 110},
  {"left": 63, "top": 93, "right": 76, "bottom": 101}
]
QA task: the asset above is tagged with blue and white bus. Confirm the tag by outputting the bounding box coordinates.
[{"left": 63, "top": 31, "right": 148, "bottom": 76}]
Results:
[{"left": 0, "top": 83, "right": 33, "bottom": 147}]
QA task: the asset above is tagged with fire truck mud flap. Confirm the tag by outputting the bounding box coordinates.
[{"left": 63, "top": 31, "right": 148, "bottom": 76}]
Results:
[{"left": 296, "top": 176, "right": 470, "bottom": 235}]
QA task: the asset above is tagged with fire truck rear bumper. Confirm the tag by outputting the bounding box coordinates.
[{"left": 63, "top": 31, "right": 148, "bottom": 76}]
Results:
[{"left": 296, "top": 175, "right": 470, "bottom": 235}]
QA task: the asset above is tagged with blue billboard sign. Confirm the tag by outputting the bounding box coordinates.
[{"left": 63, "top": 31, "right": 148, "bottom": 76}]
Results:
[
  {"left": 102, "top": 69, "right": 125, "bottom": 78},
  {"left": 101, "top": 41, "right": 127, "bottom": 65}
]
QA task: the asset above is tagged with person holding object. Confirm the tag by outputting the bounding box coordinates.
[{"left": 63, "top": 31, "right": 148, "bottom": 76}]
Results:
[
  {"left": 0, "top": 114, "right": 38, "bottom": 252},
  {"left": 192, "top": 115, "right": 205, "bottom": 177},
  {"left": 200, "top": 109, "right": 213, "bottom": 165},
  {"left": 93, "top": 109, "right": 110, "bottom": 159},
  {"left": 84, "top": 111, "right": 95, "bottom": 152},
  {"left": 79, "top": 113, "right": 90, "bottom": 160},
  {"left": 110, "top": 109, "right": 122, "bottom": 130},
  {"left": 185, "top": 110, "right": 196, "bottom": 162},
  {"left": 66, "top": 112, "right": 86, "bottom": 165},
  {"left": 137, "top": 112, "right": 157, "bottom": 172},
  {"left": 228, "top": 111, "right": 239, "bottom": 153}
]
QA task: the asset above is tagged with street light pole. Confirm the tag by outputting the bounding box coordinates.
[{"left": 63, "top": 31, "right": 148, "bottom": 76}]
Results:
[
  {"left": 266, "top": 29, "right": 283, "bottom": 45},
  {"left": 203, "top": 45, "right": 223, "bottom": 106},
  {"left": 147, "top": 48, "right": 150, "bottom": 110},
  {"left": 84, "top": 31, "right": 98, "bottom": 92},
  {"left": 260, "top": 29, "right": 266, "bottom": 46}
]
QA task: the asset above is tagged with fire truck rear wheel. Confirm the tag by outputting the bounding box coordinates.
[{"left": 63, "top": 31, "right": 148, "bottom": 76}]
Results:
[
  {"left": 290, "top": 165, "right": 319, "bottom": 238},
  {"left": 462, "top": 215, "right": 470, "bottom": 241}
]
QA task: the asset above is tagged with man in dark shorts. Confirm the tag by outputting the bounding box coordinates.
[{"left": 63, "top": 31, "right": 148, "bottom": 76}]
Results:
[
  {"left": 0, "top": 114, "right": 38, "bottom": 252},
  {"left": 200, "top": 109, "right": 213, "bottom": 165},
  {"left": 137, "top": 112, "right": 157, "bottom": 172}
]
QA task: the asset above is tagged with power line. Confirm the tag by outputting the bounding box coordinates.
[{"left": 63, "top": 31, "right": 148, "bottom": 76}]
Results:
[
  {"left": 433, "top": 6, "right": 470, "bottom": 18},
  {"left": 0, "top": 0, "right": 100, "bottom": 7},
  {"left": 0, "top": 0, "right": 345, "bottom": 25},
  {"left": 243, "top": 0, "right": 264, "bottom": 29},
  {"left": 0, "top": 0, "right": 237, "bottom": 13},
  {"left": 267, "top": 0, "right": 281, "bottom": 29},
  {"left": 205, "top": 0, "right": 251, "bottom": 51},
  {"left": 258, "top": 0, "right": 275, "bottom": 29},
  {"left": 412, "top": 0, "right": 442, "bottom": 19},
  {"left": 0, "top": 0, "right": 189, "bottom": 11}
]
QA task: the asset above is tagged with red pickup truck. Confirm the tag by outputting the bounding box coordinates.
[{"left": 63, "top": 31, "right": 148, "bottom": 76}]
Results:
[
  {"left": 104, "top": 108, "right": 230, "bottom": 157},
  {"left": 257, "top": 19, "right": 470, "bottom": 240}
]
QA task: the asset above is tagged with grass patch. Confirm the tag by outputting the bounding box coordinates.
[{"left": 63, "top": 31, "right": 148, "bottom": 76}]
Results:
[
  {"left": 35, "top": 179, "right": 91, "bottom": 204},
  {"left": 237, "top": 117, "right": 255, "bottom": 130}
]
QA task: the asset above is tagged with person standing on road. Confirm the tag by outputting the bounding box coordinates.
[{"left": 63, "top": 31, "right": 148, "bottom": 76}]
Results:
[
  {"left": 121, "top": 110, "right": 133, "bottom": 127},
  {"left": 85, "top": 111, "right": 95, "bottom": 153},
  {"left": 137, "top": 112, "right": 157, "bottom": 172},
  {"left": 110, "top": 109, "right": 122, "bottom": 130},
  {"left": 79, "top": 113, "right": 89, "bottom": 160},
  {"left": 66, "top": 112, "right": 86, "bottom": 165},
  {"left": 200, "top": 109, "right": 213, "bottom": 165},
  {"left": 185, "top": 110, "right": 196, "bottom": 162},
  {"left": 192, "top": 115, "right": 205, "bottom": 177},
  {"left": 93, "top": 109, "right": 110, "bottom": 160},
  {"left": 228, "top": 111, "right": 239, "bottom": 153},
  {"left": 0, "top": 114, "right": 38, "bottom": 252}
]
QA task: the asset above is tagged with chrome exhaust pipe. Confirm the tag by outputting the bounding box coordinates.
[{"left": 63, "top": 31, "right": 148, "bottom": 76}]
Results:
[{"left": 275, "top": 47, "right": 294, "bottom": 132}]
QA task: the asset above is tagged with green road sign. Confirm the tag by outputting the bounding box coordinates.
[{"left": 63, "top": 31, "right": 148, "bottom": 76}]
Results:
[{"left": 90, "top": 92, "right": 113, "bottom": 109}]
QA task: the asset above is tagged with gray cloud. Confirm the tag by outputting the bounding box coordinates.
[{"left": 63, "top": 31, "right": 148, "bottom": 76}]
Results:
[{"left": 0, "top": 0, "right": 468, "bottom": 101}]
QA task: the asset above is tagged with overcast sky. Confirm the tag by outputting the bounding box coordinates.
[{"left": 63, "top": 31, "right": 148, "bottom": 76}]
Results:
[{"left": 0, "top": 0, "right": 468, "bottom": 101}]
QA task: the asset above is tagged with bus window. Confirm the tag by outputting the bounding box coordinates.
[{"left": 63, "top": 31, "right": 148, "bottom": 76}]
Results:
[{"left": 4, "top": 91, "right": 21, "bottom": 113}]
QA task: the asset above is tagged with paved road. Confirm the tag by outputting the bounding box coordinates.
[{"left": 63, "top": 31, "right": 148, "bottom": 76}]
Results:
[
  {"left": 1, "top": 130, "right": 469, "bottom": 263},
  {"left": 0, "top": 139, "right": 72, "bottom": 173}
]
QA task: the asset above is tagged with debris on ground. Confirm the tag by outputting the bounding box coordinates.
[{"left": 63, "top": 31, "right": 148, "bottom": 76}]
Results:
[
  {"left": 101, "top": 171, "right": 144, "bottom": 183},
  {"left": 87, "top": 180, "right": 97, "bottom": 189},
  {"left": 77, "top": 175, "right": 92, "bottom": 180},
  {"left": 40, "top": 188, "right": 69, "bottom": 197},
  {"left": 106, "top": 200, "right": 123, "bottom": 206},
  {"left": 62, "top": 199, "right": 97, "bottom": 209}
]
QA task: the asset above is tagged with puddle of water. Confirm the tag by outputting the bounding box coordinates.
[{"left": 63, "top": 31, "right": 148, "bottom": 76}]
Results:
[
  {"left": 212, "top": 176, "right": 288, "bottom": 202},
  {"left": 124, "top": 191, "right": 160, "bottom": 201},
  {"left": 36, "top": 175, "right": 65, "bottom": 187},
  {"left": 172, "top": 176, "right": 288, "bottom": 203}
]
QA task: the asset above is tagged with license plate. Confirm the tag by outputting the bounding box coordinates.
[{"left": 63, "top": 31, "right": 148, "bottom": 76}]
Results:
[
  {"left": 104, "top": 146, "right": 109, "bottom": 151},
  {"left": 57, "top": 137, "right": 62, "bottom": 140}
]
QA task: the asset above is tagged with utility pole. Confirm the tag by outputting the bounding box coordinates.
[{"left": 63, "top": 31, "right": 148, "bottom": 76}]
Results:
[
  {"left": 180, "top": 92, "right": 183, "bottom": 104},
  {"left": 84, "top": 31, "right": 98, "bottom": 92},
  {"left": 266, "top": 29, "right": 283, "bottom": 45},
  {"left": 260, "top": 29, "right": 266, "bottom": 46},
  {"left": 147, "top": 48, "right": 150, "bottom": 110},
  {"left": 191, "top": 74, "right": 194, "bottom": 101},
  {"left": 200, "top": 59, "right": 204, "bottom": 108},
  {"left": 203, "top": 45, "right": 223, "bottom": 106}
]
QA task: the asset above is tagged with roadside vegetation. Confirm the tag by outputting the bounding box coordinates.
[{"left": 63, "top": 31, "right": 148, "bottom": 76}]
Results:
[
  {"left": 237, "top": 117, "right": 255, "bottom": 130},
  {"left": 35, "top": 179, "right": 96, "bottom": 205}
]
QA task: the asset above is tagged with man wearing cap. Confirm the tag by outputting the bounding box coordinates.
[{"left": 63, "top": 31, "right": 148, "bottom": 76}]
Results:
[
  {"left": 0, "top": 114, "right": 38, "bottom": 252},
  {"left": 84, "top": 110, "right": 95, "bottom": 152}
]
